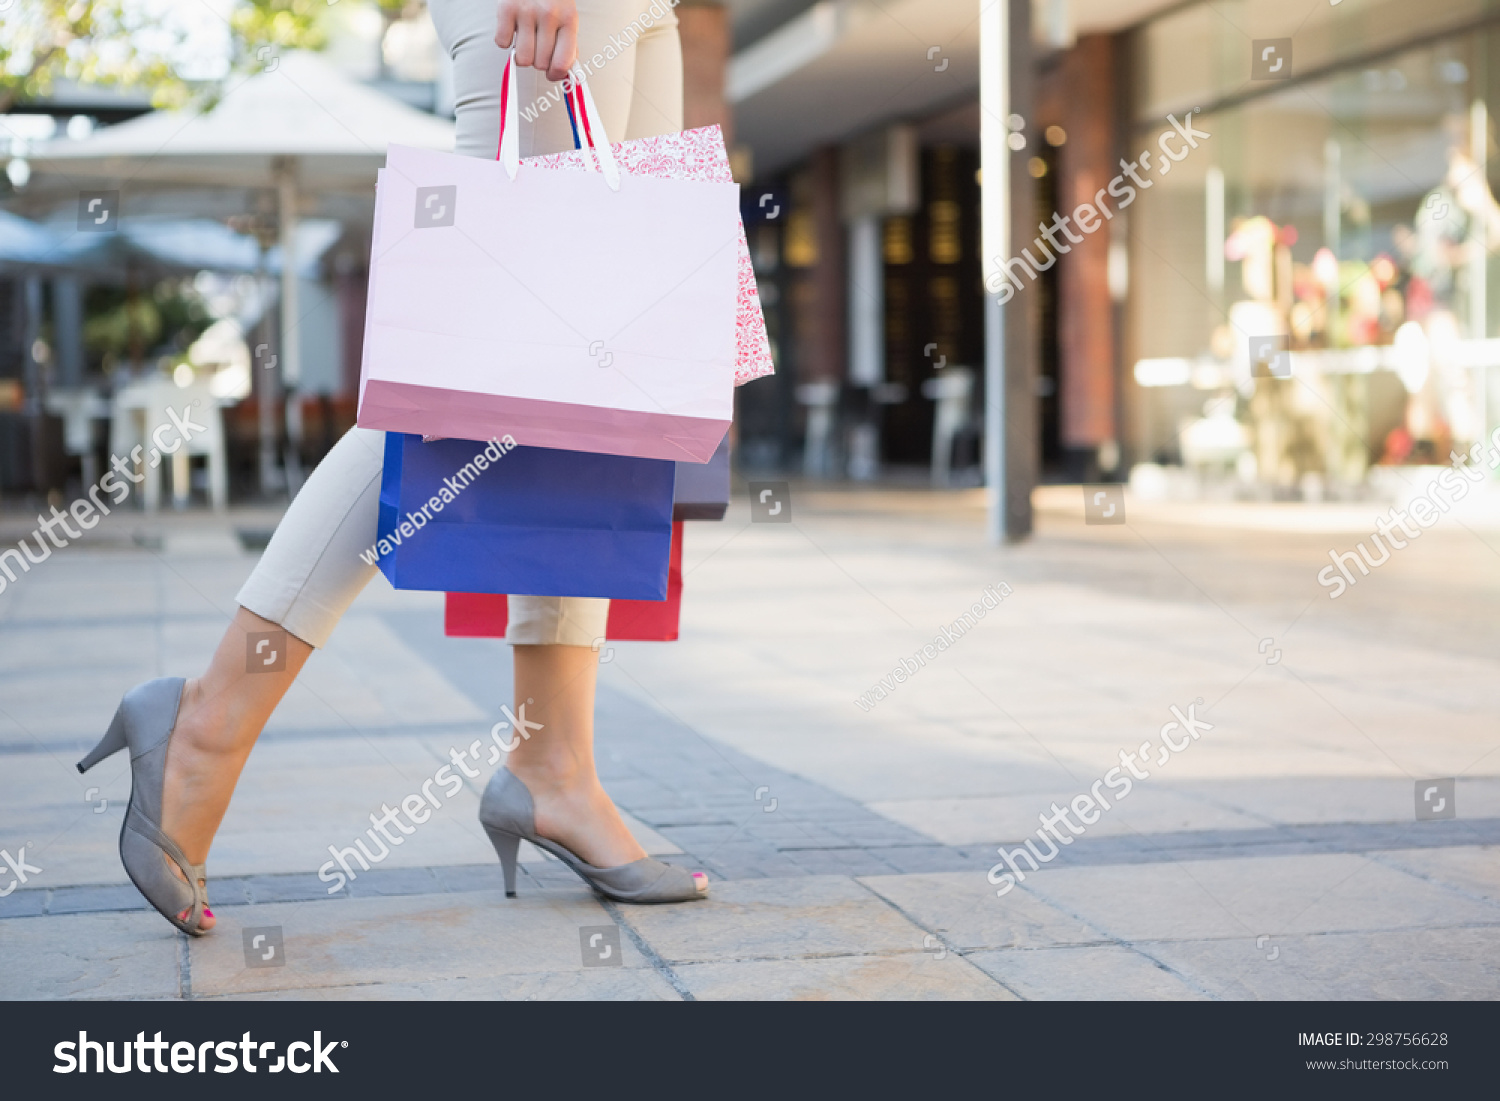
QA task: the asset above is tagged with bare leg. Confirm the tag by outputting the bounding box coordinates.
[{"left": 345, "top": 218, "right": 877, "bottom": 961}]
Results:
[
  {"left": 160, "top": 606, "right": 314, "bottom": 930},
  {"left": 506, "top": 644, "right": 707, "bottom": 892}
]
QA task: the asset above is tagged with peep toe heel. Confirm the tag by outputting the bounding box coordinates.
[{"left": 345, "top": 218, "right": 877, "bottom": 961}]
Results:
[
  {"left": 78, "top": 678, "right": 211, "bottom": 936},
  {"left": 479, "top": 770, "right": 707, "bottom": 904}
]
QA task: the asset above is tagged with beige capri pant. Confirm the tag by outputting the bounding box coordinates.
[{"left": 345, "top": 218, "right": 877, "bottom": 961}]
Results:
[{"left": 236, "top": 0, "right": 684, "bottom": 649}]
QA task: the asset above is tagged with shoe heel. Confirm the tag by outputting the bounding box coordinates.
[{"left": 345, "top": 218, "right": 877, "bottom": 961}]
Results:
[
  {"left": 77, "top": 707, "right": 129, "bottom": 773},
  {"left": 484, "top": 825, "right": 521, "bottom": 898}
]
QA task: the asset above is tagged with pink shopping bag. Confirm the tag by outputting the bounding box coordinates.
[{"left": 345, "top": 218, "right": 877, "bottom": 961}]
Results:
[
  {"left": 357, "top": 59, "right": 743, "bottom": 463},
  {"left": 526, "top": 124, "right": 773, "bottom": 389}
]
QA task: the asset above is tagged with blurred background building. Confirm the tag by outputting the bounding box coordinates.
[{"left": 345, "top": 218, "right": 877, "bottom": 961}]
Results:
[{"left": 2, "top": 0, "right": 1498, "bottom": 515}]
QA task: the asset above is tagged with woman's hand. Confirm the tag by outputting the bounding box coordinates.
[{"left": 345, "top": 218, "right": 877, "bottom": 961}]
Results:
[{"left": 495, "top": 0, "right": 578, "bottom": 84}]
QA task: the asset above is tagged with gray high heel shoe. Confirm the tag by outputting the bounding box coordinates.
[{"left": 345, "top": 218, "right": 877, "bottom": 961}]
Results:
[
  {"left": 479, "top": 770, "right": 708, "bottom": 903},
  {"left": 78, "top": 677, "right": 211, "bottom": 936}
]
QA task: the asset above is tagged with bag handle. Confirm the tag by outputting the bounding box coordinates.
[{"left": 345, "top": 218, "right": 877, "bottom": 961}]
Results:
[{"left": 496, "top": 53, "right": 620, "bottom": 191}]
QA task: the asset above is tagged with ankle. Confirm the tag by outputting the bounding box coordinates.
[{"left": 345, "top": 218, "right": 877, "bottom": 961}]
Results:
[
  {"left": 174, "top": 680, "right": 251, "bottom": 758},
  {"left": 506, "top": 755, "right": 594, "bottom": 792}
]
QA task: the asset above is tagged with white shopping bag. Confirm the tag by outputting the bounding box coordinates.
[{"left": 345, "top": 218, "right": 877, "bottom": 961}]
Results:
[{"left": 357, "top": 58, "right": 741, "bottom": 462}]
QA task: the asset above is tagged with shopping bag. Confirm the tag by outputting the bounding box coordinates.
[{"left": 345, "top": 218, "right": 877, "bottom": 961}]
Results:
[
  {"left": 444, "top": 522, "right": 685, "bottom": 641},
  {"left": 527, "top": 124, "right": 773, "bottom": 388},
  {"left": 374, "top": 432, "right": 675, "bottom": 599},
  {"left": 357, "top": 58, "right": 741, "bottom": 463},
  {"left": 674, "top": 434, "right": 729, "bottom": 521}
]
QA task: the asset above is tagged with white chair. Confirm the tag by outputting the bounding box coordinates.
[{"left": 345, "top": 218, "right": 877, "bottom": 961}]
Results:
[
  {"left": 796, "top": 381, "right": 840, "bottom": 479},
  {"left": 110, "top": 377, "right": 228, "bottom": 511},
  {"left": 921, "top": 367, "right": 975, "bottom": 486},
  {"left": 43, "top": 388, "right": 111, "bottom": 489}
]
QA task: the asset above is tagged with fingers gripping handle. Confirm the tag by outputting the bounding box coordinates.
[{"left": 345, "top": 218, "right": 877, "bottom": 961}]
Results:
[{"left": 495, "top": 53, "right": 620, "bottom": 192}]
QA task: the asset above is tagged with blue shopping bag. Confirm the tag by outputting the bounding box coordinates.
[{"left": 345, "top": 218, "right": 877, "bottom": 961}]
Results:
[{"left": 375, "top": 433, "right": 675, "bottom": 599}]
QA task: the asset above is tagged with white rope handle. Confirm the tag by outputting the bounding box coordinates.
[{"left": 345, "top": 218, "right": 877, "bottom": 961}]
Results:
[
  {"left": 495, "top": 53, "right": 619, "bottom": 192},
  {"left": 569, "top": 76, "right": 621, "bottom": 191},
  {"left": 496, "top": 53, "right": 520, "bottom": 178}
]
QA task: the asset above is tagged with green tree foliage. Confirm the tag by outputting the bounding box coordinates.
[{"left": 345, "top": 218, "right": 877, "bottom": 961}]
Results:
[{"left": 0, "top": 0, "right": 329, "bottom": 113}]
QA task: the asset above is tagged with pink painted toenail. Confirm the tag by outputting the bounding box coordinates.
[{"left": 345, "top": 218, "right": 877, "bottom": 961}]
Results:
[{"left": 203, "top": 908, "right": 213, "bottom": 917}]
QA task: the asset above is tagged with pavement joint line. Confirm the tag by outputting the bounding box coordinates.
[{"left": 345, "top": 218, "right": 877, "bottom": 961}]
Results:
[
  {"left": 1004, "top": 879, "right": 1224, "bottom": 1000},
  {"left": 850, "top": 876, "right": 1025, "bottom": 999},
  {"left": 774, "top": 852, "right": 960, "bottom": 858},
  {"left": 1104, "top": 935, "right": 1224, "bottom": 1000},
  {"left": 0, "top": 722, "right": 494, "bottom": 756},
  {"left": 198, "top": 981, "right": 394, "bottom": 1001},
  {"left": 1062, "top": 922, "right": 1500, "bottom": 948},
  {"left": 1364, "top": 850, "right": 1500, "bottom": 913},
  {"left": 177, "top": 932, "right": 193, "bottom": 1000},
  {"left": 638, "top": 947, "right": 1007, "bottom": 968},
  {"left": 599, "top": 898, "right": 696, "bottom": 1001},
  {"left": 947, "top": 941, "right": 1121, "bottom": 954},
  {"left": 0, "top": 612, "right": 235, "bottom": 632}
]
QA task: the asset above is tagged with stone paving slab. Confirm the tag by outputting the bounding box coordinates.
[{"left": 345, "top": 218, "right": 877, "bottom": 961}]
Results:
[
  {"left": 1142, "top": 926, "right": 1500, "bottom": 1000},
  {"left": 868, "top": 787, "right": 1266, "bottom": 846},
  {"left": 1378, "top": 845, "right": 1500, "bottom": 906},
  {"left": 2, "top": 910, "right": 183, "bottom": 1000},
  {"left": 675, "top": 952, "right": 1015, "bottom": 1000},
  {"left": 858, "top": 872, "right": 1106, "bottom": 951},
  {"left": 203, "top": 970, "right": 682, "bottom": 1000},
  {"left": 1016, "top": 853, "right": 1500, "bottom": 943},
  {"left": 1157, "top": 778, "right": 1500, "bottom": 828},
  {"left": 613, "top": 875, "right": 950, "bottom": 966},
  {"left": 967, "top": 945, "right": 1209, "bottom": 1000},
  {"left": 186, "top": 889, "right": 638, "bottom": 998}
]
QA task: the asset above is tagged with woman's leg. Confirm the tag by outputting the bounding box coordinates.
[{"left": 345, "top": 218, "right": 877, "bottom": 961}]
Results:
[
  {"left": 504, "top": 643, "right": 644, "bottom": 867},
  {"left": 160, "top": 427, "right": 386, "bottom": 928}
]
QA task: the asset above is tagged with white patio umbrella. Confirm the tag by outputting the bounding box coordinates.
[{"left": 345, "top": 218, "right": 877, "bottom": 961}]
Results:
[{"left": 28, "top": 51, "right": 455, "bottom": 493}]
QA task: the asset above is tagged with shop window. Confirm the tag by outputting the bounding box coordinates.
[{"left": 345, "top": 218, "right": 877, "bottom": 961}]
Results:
[{"left": 1127, "top": 14, "right": 1500, "bottom": 487}]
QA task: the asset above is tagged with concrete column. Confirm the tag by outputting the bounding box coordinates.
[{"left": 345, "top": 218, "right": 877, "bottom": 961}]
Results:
[
  {"left": 982, "top": 0, "right": 1036, "bottom": 540},
  {"left": 796, "top": 148, "right": 846, "bottom": 477},
  {"left": 51, "top": 277, "right": 85, "bottom": 389},
  {"left": 808, "top": 146, "right": 847, "bottom": 383},
  {"left": 846, "top": 214, "right": 883, "bottom": 480},
  {"left": 1055, "top": 35, "right": 1117, "bottom": 460},
  {"left": 277, "top": 161, "right": 304, "bottom": 494},
  {"left": 847, "top": 215, "right": 883, "bottom": 387}
]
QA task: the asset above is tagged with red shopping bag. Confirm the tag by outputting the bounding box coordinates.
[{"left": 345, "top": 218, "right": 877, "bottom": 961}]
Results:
[{"left": 445, "top": 522, "right": 684, "bottom": 641}]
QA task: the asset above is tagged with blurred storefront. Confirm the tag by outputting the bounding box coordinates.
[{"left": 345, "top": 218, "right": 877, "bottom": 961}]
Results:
[
  {"left": 732, "top": 0, "right": 1500, "bottom": 496},
  {"left": 1125, "top": 0, "right": 1500, "bottom": 498}
]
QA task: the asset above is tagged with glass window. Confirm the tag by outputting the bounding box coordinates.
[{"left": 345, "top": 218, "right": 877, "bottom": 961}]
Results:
[{"left": 1127, "top": 16, "right": 1500, "bottom": 480}]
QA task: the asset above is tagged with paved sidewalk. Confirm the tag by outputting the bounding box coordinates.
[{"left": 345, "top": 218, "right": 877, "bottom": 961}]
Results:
[{"left": 2, "top": 483, "right": 1499, "bottom": 999}]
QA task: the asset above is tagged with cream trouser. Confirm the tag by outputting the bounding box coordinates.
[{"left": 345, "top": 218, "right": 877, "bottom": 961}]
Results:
[{"left": 235, "top": 0, "right": 684, "bottom": 649}]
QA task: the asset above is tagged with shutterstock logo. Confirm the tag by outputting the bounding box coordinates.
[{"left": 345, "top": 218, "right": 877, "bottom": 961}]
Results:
[{"left": 54, "top": 1032, "right": 346, "bottom": 1074}]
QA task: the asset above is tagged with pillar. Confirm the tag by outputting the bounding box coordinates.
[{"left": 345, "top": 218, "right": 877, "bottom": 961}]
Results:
[
  {"left": 1055, "top": 35, "right": 1117, "bottom": 463},
  {"left": 677, "top": 1, "right": 732, "bottom": 147}
]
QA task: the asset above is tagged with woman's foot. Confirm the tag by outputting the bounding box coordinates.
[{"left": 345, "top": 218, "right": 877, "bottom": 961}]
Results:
[
  {"left": 506, "top": 762, "right": 709, "bottom": 894},
  {"left": 159, "top": 677, "right": 239, "bottom": 930},
  {"left": 153, "top": 611, "right": 315, "bottom": 933},
  {"left": 160, "top": 672, "right": 284, "bottom": 931},
  {"left": 509, "top": 643, "right": 708, "bottom": 895}
]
